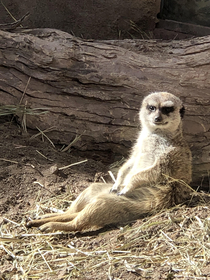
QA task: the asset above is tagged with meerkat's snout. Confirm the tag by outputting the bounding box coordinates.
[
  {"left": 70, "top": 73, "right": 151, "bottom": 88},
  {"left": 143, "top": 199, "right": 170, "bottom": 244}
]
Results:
[{"left": 154, "top": 111, "right": 163, "bottom": 124}]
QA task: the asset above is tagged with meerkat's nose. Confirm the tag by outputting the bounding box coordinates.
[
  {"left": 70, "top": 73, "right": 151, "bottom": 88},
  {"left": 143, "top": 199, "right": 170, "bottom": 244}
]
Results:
[{"left": 154, "top": 114, "right": 162, "bottom": 123}]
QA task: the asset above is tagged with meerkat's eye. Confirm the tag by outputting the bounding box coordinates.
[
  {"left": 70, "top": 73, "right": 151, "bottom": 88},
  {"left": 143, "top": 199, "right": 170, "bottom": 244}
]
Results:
[
  {"left": 161, "top": 106, "right": 174, "bottom": 115},
  {"left": 147, "top": 105, "right": 156, "bottom": 112}
]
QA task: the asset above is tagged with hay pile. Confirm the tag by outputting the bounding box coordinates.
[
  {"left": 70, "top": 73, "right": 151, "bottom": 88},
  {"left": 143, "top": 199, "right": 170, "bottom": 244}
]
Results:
[{"left": 1, "top": 191, "right": 210, "bottom": 279}]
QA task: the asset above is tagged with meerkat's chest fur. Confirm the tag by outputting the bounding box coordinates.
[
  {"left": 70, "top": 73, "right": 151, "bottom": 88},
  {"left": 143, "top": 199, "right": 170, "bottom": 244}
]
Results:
[
  {"left": 123, "top": 129, "right": 175, "bottom": 186},
  {"left": 135, "top": 129, "right": 173, "bottom": 167}
]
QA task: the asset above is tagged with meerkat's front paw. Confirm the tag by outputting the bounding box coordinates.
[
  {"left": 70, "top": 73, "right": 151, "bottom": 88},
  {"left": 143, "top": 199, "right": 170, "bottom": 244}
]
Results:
[
  {"left": 109, "top": 188, "right": 117, "bottom": 193},
  {"left": 109, "top": 182, "right": 120, "bottom": 193}
]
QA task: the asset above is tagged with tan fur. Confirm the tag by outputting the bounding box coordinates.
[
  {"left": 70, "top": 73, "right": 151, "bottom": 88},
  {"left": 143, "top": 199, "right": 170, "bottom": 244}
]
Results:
[{"left": 27, "top": 92, "right": 192, "bottom": 233}]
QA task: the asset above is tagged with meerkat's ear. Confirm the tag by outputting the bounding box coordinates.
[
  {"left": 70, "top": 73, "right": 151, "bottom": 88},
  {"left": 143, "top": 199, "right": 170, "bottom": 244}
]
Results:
[{"left": 180, "top": 106, "right": 185, "bottom": 119}]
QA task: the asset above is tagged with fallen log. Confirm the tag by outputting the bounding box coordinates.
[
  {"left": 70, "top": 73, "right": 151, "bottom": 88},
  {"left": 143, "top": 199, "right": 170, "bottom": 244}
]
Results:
[{"left": 0, "top": 28, "right": 210, "bottom": 187}]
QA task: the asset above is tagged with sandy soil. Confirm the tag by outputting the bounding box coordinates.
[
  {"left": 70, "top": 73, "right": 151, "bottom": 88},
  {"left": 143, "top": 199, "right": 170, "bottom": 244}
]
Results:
[{"left": 1, "top": 117, "right": 210, "bottom": 280}]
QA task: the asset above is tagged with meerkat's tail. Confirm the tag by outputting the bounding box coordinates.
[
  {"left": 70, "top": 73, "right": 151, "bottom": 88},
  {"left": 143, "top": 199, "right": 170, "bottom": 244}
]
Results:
[{"left": 124, "top": 183, "right": 192, "bottom": 215}]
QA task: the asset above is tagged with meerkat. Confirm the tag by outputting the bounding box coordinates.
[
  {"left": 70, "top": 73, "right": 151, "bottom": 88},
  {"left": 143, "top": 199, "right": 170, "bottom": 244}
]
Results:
[{"left": 27, "top": 92, "right": 192, "bottom": 233}]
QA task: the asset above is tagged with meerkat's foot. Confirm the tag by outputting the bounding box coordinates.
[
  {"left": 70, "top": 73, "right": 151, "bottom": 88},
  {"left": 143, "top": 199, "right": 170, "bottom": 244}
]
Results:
[
  {"left": 39, "top": 221, "right": 76, "bottom": 232},
  {"left": 39, "top": 222, "right": 59, "bottom": 233}
]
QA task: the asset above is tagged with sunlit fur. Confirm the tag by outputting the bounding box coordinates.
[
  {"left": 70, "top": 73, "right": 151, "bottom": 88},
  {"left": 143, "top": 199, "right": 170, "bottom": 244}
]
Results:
[{"left": 27, "top": 92, "right": 192, "bottom": 233}]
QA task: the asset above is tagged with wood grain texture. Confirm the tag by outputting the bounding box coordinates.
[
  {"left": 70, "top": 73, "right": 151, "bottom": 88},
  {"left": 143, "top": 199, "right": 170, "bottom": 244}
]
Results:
[{"left": 0, "top": 28, "right": 210, "bottom": 186}]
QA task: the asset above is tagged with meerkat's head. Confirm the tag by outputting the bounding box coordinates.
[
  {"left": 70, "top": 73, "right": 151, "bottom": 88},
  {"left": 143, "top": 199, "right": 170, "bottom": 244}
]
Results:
[{"left": 140, "top": 92, "right": 185, "bottom": 134}]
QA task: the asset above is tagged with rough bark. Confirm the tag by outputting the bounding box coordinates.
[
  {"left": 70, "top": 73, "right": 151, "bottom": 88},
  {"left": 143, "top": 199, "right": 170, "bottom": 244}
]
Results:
[{"left": 0, "top": 28, "right": 210, "bottom": 186}]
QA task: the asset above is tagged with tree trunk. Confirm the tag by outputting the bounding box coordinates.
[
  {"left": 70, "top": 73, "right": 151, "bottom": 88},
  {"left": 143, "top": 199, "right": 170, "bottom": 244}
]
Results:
[{"left": 0, "top": 28, "right": 210, "bottom": 186}]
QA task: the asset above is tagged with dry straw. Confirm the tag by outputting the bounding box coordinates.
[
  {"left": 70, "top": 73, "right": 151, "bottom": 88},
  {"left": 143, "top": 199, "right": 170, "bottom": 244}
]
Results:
[{"left": 1, "top": 188, "right": 210, "bottom": 279}]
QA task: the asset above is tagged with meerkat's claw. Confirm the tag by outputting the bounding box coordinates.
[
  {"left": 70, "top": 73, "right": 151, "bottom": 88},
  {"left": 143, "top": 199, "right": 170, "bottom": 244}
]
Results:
[
  {"left": 117, "top": 190, "right": 127, "bottom": 196},
  {"left": 26, "top": 221, "right": 32, "bottom": 228},
  {"left": 109, "top": 188, "right": 117, "bottom": 193},
  {"left": 109, "top": 183, "right": 119, "bottom": 193}
]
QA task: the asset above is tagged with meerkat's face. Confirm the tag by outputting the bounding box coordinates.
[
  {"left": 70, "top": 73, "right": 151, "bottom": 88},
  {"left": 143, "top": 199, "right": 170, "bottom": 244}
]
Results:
[{"left": 140, "top": 92, "right": 184, "bottom": 133}]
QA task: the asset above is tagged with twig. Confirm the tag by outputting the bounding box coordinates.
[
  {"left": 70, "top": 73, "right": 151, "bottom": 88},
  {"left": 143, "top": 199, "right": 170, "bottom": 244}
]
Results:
[
  {"left": 61, "top": 134, "right": 83, "bottom": 152},
  {"left": 32, "top": 126, "right": 55, "bottom": 148},
  {"left": 33, "top": 182, "right": 54, "bottom": 195},
  {"left": 36, "top": 150, "right": 53, "bottom": 162},
  {"left": 38, "top": 249, "right": 53, "bottom": 272},
  {"left": 0, "top": 245, "right": 16, "bottom": 259},
  {"left": 3, "top": 217, "right": 20, "bottom": 226},
  {"left": 100, "top": 176, "right": 107, "bottom": 183},
  {"left": 108, "top": 171, "right": 116, "bottom": 182},
  {"left": 58, "top": 159, "right": 88, "bottom": 171},
  {"left": 30, "top": 126, "right": 55, "bottom": 139},
  {"left": 0, "top": 158, "right": 18, "bottom": 164},
  {"left": 36, "top": 126, "right": 55, "bottom": 148},
  {"left": 0, "top": 158, "right": 44, "bottom": 176}
]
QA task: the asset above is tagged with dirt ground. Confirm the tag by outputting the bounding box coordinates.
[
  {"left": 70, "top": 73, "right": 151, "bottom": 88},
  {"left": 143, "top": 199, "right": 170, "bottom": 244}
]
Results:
[{"left": 1, "top": 117, "right": 210, "bottom": 280}]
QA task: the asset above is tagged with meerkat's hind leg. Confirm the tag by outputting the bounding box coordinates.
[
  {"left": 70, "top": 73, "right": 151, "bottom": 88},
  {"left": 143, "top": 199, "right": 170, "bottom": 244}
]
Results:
[
  {"left": 27, "top": 183, "right": 112, "bottom": 229},
  {"left": 66, "top": 183, "right": 112, "bottom": 214},
  {"left": 39, "top": 193, "right": 150, "bottom": 233},
  {"left": 27, "top": 212, "right": 78, "bottom": 228},
  {"left": 38, "top": 185, "right": 175, "bottom": 233}
]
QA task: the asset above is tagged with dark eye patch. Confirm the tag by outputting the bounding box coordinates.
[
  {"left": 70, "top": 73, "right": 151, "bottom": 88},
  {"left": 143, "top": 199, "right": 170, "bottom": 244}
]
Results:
[
  {"left": 161, "top": 106, "right": 174, "bottom": 115},
  {"left": 147, "top": 105, "right": 156, "bottom": 112}
]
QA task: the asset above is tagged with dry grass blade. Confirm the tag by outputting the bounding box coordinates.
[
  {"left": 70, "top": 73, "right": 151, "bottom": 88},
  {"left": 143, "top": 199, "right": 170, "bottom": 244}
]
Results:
[
  {"left": 61, "top": 134, "right": 84, "bottom": 153},
  {"left": 0, "top": 2, "right": 30, "bottom": 31},
  {"left": 128, "top": 20, "right": 152, "bottom": 39},
  {"left": 32, "top": 126, "right": 55, "bottom": 148},
  {"left": 0, "top": 237, "right": 22, "bottom": 243},
  {"left": 1, "top": 0, "right": 17, "bottom": 21},
  {"left": 0, "top": 103, "right": 48, "bottom": 133},
  {"left": 0, "top": 105, "right": 48, "bottom": 116},
  {"left": 19, "top": 77, "right": 31, "bottom": 105},
  {"left": 21, "top": 101, "right": 28, "bottom": 132}
]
